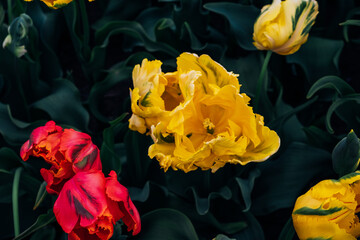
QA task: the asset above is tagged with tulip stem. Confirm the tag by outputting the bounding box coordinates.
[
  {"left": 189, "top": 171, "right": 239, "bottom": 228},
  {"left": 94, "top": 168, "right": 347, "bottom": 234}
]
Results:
[
  {"left": 254, "top": 51, "right": 272, "bottom": 112},
  {"left": 78, "top": 0, "right": 90, "bottom": 59},
  {"left": 7, "top": 0, "right": 13, "bottom": 22},
  {"left": 12, "top": 167, "right": 23, "bottom": 237}
]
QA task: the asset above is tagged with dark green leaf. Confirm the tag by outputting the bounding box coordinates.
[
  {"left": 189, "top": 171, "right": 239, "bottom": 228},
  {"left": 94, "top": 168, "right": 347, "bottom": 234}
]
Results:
[
  {"left": 88, "top": 67, "right": 131, "bottom": 122},
  {"left": 95, "top": 20, "right": 179, "bottom": 57},
  {"left": 33, "top": 181, "right": 47, "bottom": 210},
  {"left": 286, "top": 37, "right": 344, "bottom": 85},
  {"left": 221, "top": 52, "right": 262, "bottom": 97},
  {"left": 326, "top": 94, "right": 360, "bottom": 133},
  {"left": 0, "top": 147, "right": 22, "bottom": 171},
  {"left": 307, "top": 75, "right": 355, "bottom": 99},
  {"left": 29, "top": 226, "right": 55, "bottom": 240},
  {"left": 101, "top": 113, "right": 128, "bottom": 174},
  {"left": 124, "top": 130, "right": 152, "bottom": 185},
  {"left": 332, "top": 130, "right": 360, "bottom": 177},
  {"left": 232, "top": 212, "right": 265, "bottom": 240},
  {"left": 213, "top": 234, "right": 236, "bottom": 240},
  {"left": 204, "top": 3, "right": 259, "bottom": 50},
  {"left": 278, "top": 217, "right": 296, "bottom": 240},
  {"left": 134, "top": 208, "right": 199, "bottom": 240},
  {"left": 252, "top": 142, "right": 332, "bottom": 215},
  {"left": 303, "top": 126, "right": 338, "bottom": 152},
  {"left": 31, "top": 79, "right": 89, "bottom": 131},
  {"left": 14, "top": 209, "right": 56, "bottom": 240},
  {"left": 0, "top": 103, "right": 44, "bottom": 146},
  {"left": 189, "top": 186, "right": 232, "bottom": 215},
  {"left": 235, "top": 168, "right": 261, "bottom": 212}
]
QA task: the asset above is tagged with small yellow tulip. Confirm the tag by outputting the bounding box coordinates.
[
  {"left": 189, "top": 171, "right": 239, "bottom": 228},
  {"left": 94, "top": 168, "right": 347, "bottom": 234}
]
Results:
[
  {"left": 292, "top": 172, "right": 360, "bottom": 240},
  {"left": 23, "top": 0, "right": 94, "bottom": 9},
  {"left": 253, "top": 0, "right": 319, "bottom": 55}
]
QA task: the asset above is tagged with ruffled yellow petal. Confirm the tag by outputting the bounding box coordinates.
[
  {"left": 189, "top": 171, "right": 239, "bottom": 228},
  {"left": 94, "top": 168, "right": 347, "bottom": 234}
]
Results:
[{"left": 177, "top": 53, "right": 240, "bottom": 94}]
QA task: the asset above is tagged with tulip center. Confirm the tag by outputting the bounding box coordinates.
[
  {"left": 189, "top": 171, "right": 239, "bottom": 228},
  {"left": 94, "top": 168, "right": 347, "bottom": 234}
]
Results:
[{"left": 203, "top": 118, "right": 215, "bottom": 134}]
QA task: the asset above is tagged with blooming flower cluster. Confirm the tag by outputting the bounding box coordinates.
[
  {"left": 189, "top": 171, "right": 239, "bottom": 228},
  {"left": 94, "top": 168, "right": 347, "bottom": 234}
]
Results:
[
  {"left": 20, "top": 121, "right": 141, "bottom": 240},
  {"left": 129, "top": 53, "right": 280, "bottom": 173},
  {"left": 292, "top": 171, "right": 360, "bottom": 240}
]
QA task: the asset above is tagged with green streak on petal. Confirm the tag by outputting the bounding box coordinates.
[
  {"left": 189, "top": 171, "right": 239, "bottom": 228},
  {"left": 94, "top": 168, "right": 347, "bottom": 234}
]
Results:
[
  {"left": 307, "top": 238, "right": 332, "bottom": 240},
  {"left": 52, "top": 3, "right": 68, "bottom": 8},
  {"left": 293, "top": 206, "right": 343, "bottom": 216},
  {"left": 339, "top": 171, "right": 360, "bottom": 181},
  {"left": 160, "top": 133, "right": 175, "bottom": 143},
  {"left": 140, "top": 91, "right": 152, "bottom": 107},
  {"left": 301, "top": 20, "right": 315, "bottom": 36},
  {"left": 292, "top": 1, "right": 308, "bottom": 31}
]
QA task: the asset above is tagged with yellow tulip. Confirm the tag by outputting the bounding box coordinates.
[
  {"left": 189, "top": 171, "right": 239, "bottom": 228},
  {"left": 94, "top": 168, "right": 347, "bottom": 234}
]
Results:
[
  {"left": 253, "top": 0, "right": 319, "bottom": 55},
  {"left": 292, "top": 171, "right": 360, "bottom": 240},
  {"left": 23, "top": 0, "right": 94, "bottom": 9},
  {"left": 148, "top": 53, "right": 280, "bottom": 172},
  {"left": 129, "top": 53, "right": 280, "bottom": 172}
]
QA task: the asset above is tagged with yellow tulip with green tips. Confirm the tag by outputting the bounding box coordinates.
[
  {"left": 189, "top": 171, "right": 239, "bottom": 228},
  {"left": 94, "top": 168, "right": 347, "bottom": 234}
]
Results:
[
  {"left": 253, "top": 0, "right": 319, "bottom": 55},
  {"left": 292, "top": 171, "right": 360, "bottom": 240}
]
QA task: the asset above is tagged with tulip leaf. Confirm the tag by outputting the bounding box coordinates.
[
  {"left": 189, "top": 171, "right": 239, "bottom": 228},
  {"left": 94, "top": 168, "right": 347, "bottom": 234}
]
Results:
[
  {"left": 189, "top": 186, "right": 232, "bottom": 215},
  {"left": 303, "top": 126, "right": 338, "bottom": 152},
  {"left": 232, "top": 212, "right": 265, "bottom": 240},
  {"left": 124, "top": 130, "right": 153, "bottom": 185},
  {"left": 325, "top": 94, "right": 360, "bottom": 133},
  {"left": 101, "top": 114, "right": 128, "bottom": 174},
  {"left": 31, "top": 79, "right": 89, "bottom": 131},
  {"left": 213, "top": 234, "right": 236, "bottom": 240},
  {"left": 62, "top": 2, "right": 85, "bottom": 61},
  {"left": 307, "top": 75, "right": 355, "bottom": 99},
  {"left": 14, "top": 209, "right": 56, "bottom": 240},
  {"left": 29, "top": 227, "right": 55, "bottom": 240},
  {"left": 287, "top": 37, "right": 344, "bottom": 85},
  {"left": 173, "top": 0, "right": 208, "bottom": 36},
  {"left": 221, "top": 52, "right": 263, "bottom": 97},
  {"left": 33, "top": 181, "right": 47, "bottom": 210},
  {"left": 0, "top": 147, "right": 23, "bottom": 171},
  {"left": 251, "top": 142, "right": 332, "bottom": 215},
  {"left": 235, "top": 168, "right": 261, "bottom": 212},
  {"left": 134, "top": 208, "right": 199, "bottom": 240},
  {"left": 95, "top": 20, "right": 179, "bottom": 57},
  {"left": 332, "top": 130, "right": 360, "bottom": 177},
  {"left": 0, "top": 103, "right": 44, "bottom": 146},
  {"left": 278, "top": 217, "right": 296, "bottom": 240},
  {"left": 204, "top": 3, "right": 259, "bottom": 51}
]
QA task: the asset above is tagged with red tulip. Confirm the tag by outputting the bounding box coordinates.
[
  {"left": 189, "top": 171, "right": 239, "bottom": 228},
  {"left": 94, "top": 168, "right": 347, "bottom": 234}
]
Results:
[
  {"left": 54, "top": 171, "right": 141, "bottom": 240},
  {"left": 20, "top": 121, "right": 102, "bottom": 194}
]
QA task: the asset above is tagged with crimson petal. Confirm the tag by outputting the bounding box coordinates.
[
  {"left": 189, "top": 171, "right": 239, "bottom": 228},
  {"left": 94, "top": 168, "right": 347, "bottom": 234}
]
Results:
[
  {"left": 60, "top": 129, "right": 102, "bottom": 172},
  {"left": 105, "top": 171, "right": 141, "bottom": 235},
  {"left": 54, "top": 171, "right": 107, "bottom": 233}
]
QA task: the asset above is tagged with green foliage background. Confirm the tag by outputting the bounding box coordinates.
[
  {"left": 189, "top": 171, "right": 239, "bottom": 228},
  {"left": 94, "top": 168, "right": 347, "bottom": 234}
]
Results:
[{"left": 0, "top": 0, "right": 360, "bottom": 239}]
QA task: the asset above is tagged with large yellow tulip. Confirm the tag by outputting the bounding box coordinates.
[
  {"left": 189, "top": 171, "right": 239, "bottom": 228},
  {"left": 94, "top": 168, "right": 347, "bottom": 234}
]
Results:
[{"left": 146, "top": 53, "right": 280, "bottom": 173}]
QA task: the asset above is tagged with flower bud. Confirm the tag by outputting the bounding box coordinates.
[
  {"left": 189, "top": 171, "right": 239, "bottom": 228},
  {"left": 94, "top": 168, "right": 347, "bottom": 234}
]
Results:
[{"left": 253, "top": 0, "right": 319, "bottom": 55}]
